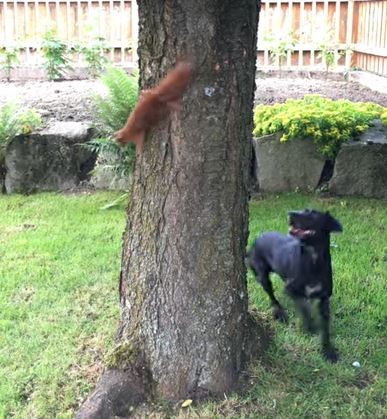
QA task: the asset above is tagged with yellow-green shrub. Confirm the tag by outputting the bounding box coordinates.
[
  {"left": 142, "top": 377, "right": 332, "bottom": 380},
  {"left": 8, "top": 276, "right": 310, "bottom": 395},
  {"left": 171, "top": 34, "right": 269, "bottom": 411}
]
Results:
[
  {"left": 0, "top": 102, "right": 42, "bottom": 160},
  {"left": 381, "top": 109, "right": 387, "bottom": 126},
  {"left": 253, "top": 95, "right": 385, "bottom": 158}
]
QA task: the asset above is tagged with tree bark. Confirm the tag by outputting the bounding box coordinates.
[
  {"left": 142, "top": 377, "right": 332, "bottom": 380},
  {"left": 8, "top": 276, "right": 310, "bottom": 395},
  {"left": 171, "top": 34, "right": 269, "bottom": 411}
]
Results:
[{"left": 78, "top": 0, "right": 262, "bottom": 416}]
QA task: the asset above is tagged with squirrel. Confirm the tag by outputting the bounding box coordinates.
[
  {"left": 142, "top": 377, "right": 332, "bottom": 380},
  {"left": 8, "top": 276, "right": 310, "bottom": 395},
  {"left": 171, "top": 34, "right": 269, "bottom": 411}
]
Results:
[{"left": 114, "top": 61, "right": 192, "bottom": 152}]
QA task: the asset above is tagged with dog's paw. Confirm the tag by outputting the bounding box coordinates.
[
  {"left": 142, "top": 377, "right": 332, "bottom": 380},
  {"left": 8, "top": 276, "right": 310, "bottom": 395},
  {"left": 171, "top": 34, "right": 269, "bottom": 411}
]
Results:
[
  {"left": 272, "top": 306, "right": 288, "bottom": 323},
  {"left": 302, "top": 321, "right": 318, "bottom": 335},
  {"left": 322, "top": 347, "right": 339, "bottom": 363}
]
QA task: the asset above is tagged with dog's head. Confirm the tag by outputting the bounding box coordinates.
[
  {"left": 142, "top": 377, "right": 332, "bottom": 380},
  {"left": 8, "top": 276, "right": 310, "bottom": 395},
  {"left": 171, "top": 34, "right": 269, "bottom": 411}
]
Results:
[{"left": 288, "top": 209, "right": 342, "bottom": 239}]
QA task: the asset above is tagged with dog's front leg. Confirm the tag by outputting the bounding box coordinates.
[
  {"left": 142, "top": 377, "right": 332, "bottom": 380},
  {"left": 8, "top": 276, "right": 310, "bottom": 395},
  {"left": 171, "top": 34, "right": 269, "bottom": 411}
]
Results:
[
  {"left": 319, "top": 297, "right": 338, "bottom": 362},
  {"left": 293, "top": 297, "right": 316, "bottom": 334},
  {"left": 260, "top": 274, "right": 288, "bottom": 323}
]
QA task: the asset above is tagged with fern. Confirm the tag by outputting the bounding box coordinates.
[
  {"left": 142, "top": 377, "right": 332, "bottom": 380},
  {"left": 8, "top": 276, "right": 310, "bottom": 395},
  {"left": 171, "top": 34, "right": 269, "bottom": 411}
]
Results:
[
  {"left": 84, "top": 138, "right": 134, "bottom": 175},
  {"left": 93, "top": 66, "right": 139, "bottom": 134},
  {"left": 89, "top": 67, "right": 139, "bottom": 179}
]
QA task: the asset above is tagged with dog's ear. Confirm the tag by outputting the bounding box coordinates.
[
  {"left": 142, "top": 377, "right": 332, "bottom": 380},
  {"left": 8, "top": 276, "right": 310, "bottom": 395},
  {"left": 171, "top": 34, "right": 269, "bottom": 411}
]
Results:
[{"left": 324, "top": 211, "right": 343, "bottom": 233}]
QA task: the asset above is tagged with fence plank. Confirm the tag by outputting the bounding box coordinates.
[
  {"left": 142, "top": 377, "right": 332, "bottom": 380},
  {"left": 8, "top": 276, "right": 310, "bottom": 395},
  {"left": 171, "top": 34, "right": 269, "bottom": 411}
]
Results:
[
  {"left": 287, "top": 0, "right": 293, "bottom": 66},
  {"left": 345, "top": 0, "right": 354, "bottom": 67},
  {"left": 131, "top": 0, "right": 138, "bottom": 64},
  {"left": 310, "top": 0, "right": 317, "bottom": 65},
  {"left": 109, "top": 0, "right": 114, "bottom": 61},
  {"left": 299, "top": 0, "right": 304, "bottom": 66}
]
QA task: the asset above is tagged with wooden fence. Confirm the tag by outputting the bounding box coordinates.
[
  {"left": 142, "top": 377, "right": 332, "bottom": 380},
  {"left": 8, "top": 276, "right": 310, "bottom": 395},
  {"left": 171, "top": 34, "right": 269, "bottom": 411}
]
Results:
[
  {"left": 0, "top": 0, "right": 386, "bottom": 76},
  {"left": 0, "top": 0, "right": 138, "bottom": 65},
  {"left": 257, "top": 0, "right": 387, "bottom": 76}
]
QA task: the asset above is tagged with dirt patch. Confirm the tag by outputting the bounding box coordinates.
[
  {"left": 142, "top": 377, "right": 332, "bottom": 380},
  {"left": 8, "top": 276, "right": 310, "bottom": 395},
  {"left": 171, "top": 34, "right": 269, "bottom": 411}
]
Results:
[
  {"left": 1, "top": 73, "right": 387, "bottom": 129},
  {"left": 255, "top": 73, "right": 387, "bottom": 106},
  {"left": 0, "top": 80, "right": 106, "bottom": 128}
]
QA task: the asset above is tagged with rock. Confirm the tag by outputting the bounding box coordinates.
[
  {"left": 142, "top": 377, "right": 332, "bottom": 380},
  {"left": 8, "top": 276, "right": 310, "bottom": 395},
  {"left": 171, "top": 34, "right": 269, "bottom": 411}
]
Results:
[
  {"left": 329, "top": 139, "right": 387, "bottom": 198},
  {"left": 358, "top": 119, "right": 387, "bottom": 144},
  {"left": 90, "top": 153, "right": 132, "bottom": 191},
  {"left": 0, "top": 161, "right": 5, "bottom": 193},
  {"left": 253, "top": 133, "right": 326, "bottom": 192},
  {"left": 5, "top": 122, "right": 96, "bottom": 193},
  {"left": 46, "top": 121, "right": 94, "bottom": 140}
]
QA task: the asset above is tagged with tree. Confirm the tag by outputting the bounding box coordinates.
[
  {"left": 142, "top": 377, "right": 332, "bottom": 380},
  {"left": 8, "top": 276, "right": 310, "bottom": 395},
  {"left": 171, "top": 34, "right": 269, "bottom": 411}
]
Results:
[{"left": 77, "top": 1, "right": 262, "bottom": 417}]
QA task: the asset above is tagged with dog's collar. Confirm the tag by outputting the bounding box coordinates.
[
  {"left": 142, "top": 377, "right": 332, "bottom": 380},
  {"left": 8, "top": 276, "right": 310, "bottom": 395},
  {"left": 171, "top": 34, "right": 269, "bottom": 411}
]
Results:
[{"left": 288, "top": 226, "right": 316, "bottom": 240}]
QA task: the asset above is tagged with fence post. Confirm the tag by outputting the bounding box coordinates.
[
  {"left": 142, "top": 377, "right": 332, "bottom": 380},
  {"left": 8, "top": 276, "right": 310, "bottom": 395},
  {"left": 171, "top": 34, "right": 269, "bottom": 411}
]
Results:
[
  {"left": 346, "top": 0, "right": 354, "bottom": 69},
  {"left": 131, "top": 0, "right": 138, "bottom": 65}
]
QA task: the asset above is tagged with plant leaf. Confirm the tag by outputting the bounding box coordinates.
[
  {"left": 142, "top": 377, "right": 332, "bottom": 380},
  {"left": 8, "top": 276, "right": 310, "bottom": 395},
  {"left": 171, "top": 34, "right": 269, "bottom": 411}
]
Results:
[{"left": 181, "top": 399, "right": 193, "bottom": 408}]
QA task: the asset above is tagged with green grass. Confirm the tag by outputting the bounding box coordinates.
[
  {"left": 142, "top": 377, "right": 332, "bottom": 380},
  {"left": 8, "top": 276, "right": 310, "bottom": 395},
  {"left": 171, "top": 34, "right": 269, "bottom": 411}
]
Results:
[
  {"left": 244, "top": 195, "right": 387, "bottom": 418},
  {"left": 0, "top": 192, "right": 125, "bottom": 418},
  {"left": 0, "top": 192, "right": 386, "bottom": 418}
]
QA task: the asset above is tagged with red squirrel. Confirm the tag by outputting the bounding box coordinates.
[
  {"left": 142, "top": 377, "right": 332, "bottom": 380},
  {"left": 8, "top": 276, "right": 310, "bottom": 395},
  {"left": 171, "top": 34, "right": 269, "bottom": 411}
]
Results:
[{"left": 114, "top": 61, "right": 192, "bottom": 151}]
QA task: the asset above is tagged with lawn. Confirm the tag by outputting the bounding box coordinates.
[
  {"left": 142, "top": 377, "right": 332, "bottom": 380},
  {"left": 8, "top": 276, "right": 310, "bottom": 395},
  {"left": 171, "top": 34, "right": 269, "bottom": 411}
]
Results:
[{"left": 0, "top": 192, "right": 386, "bottom": 418}]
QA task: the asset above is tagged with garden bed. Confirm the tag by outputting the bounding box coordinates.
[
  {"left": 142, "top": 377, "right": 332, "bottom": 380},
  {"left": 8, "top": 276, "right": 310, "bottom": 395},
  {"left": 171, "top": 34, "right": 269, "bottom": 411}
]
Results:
[{"left": 1, "top": 73, "right": 387, "bottom": 129}]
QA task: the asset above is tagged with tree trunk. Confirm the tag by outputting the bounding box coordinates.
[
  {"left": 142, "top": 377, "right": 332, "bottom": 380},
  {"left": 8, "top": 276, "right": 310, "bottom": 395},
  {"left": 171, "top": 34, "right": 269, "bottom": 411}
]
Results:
[{"left": 78, "top": 0, "right": 262, "bottom": 416}]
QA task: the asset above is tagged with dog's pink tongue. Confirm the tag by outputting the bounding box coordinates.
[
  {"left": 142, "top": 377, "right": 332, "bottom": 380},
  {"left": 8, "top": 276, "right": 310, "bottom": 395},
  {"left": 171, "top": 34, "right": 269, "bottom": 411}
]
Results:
[
  {"left": 289, "top": 226, "right": 306, "bottom": 239},
  {"left": 289, "top": 226, "right": 300, "bottom": 236},
  {"left": 289, "top": 226, "right": 315, "bottom": 239}
]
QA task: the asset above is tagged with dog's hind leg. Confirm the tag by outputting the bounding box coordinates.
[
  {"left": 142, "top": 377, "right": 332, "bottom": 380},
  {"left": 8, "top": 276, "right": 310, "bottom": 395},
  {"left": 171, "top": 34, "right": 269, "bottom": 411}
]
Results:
[{"left": 319, "top": 297, "right": 338, "bottom": 362}]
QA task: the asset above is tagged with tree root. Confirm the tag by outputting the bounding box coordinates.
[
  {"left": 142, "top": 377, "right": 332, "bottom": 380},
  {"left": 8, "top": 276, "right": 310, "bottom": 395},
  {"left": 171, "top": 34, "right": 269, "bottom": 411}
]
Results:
[
  {"left": 76, "top": 368, "right": 146, "bottom": 419},
  {"left": 76, "top": 310, "right": 272, "bottom": 418}
]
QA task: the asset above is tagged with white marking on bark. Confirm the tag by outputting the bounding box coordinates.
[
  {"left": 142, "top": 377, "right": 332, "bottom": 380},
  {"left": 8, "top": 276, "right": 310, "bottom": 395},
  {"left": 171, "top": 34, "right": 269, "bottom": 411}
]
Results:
[{"left": 204, "top": 86, "right": 216, "bottom": 97}]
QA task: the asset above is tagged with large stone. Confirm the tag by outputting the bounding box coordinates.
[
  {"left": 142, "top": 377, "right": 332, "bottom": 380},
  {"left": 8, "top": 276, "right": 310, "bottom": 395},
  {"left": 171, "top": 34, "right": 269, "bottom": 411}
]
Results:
[
  {"left": 0, "top": 161, "right": 5, "bottom": 193},
  {"left": 5, "top": 122, "right": 96, "bottom": 193},
  {"left": 90, "top": 153, "right": 132, "bottom": 191},
  {"left": 329, "top": 133, "right": 387, "bottom": 198},
  {"left": 358, "top": 119, "right": 387, "bottom": 144},
  {"left": 253, "top": 133, "right": 326, "bottom": 192}
]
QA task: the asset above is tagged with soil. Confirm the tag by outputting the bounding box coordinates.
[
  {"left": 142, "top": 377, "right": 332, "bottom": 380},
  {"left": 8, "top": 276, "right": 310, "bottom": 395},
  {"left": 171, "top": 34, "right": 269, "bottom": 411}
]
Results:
[
  {"left": 0, "top": 80, "right": 107, "bottom": 128},
  {"left": 1, "top": 73, "right": 387, "bottom": 128},
  {"left": 255, "top": 74, "right": 387, "bottom": 106}
]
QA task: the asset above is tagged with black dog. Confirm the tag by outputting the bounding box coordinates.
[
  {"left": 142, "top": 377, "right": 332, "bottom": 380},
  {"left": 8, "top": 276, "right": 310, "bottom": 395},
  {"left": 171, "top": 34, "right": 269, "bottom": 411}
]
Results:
[{"left": 247, "top": 209, "right": 342, "bottom": 362}]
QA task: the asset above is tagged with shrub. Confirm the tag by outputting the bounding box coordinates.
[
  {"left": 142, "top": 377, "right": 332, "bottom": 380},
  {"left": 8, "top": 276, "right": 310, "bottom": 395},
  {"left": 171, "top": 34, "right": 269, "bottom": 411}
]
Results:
[
  {"left": 253, "top": 95, "right": 385, "bottom": 159},
  {"left": 381, "top": 109, "right": 387, "bottom": 126},
  {"left": 75, "top": 37, "right": 108, "bottom": 78},
  {"left": 41, "top": 30, "right": 72, "bottom": 80},
  {"left": 88, "top": 66, "right": 139, "bottom": 176},
  {"left": 0, "top": 102, "right": 42, "bottom": 163},
  {"left": 0, "top": 47, "right": 19, "bottom": 82},
  {"left": 318, "top": 43, "right": 345, "bottom": 73},
  {"left": 265, "top": 33, "right": 296, "bottom": 72}
]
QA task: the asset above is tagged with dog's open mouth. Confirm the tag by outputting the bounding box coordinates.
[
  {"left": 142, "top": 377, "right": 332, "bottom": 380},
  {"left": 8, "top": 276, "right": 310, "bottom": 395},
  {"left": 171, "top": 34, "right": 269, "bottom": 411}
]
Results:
[{"left": 288, "top": 225, "right": 316, "bottom": 239}]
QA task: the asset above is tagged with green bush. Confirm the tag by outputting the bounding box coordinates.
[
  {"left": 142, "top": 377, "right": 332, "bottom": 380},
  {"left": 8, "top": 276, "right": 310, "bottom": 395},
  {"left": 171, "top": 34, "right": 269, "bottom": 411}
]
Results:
[
  {"left": 88, "top": 66, "right": 139, "bottom": 176},
  {"left": 253, "top": 95, "right": 385, "bottom": 158},
  {"left": 381, "top": 109, "right": 387, "bottom": 126},
  {"left": 264, "top": 33, "right": 296, "bottom": 71},
  {"left": 0, "top": 102, "right": 42, "bottom": 160},
  {"left": 0, "top": 47, "right": 19, "bottom": 82},
  {"left": 41, "top": 30, "right": 72, "bottom": 80},
  {"left": 75, "top": 37, "right": 108, "bottom": 78}
]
